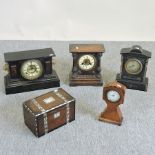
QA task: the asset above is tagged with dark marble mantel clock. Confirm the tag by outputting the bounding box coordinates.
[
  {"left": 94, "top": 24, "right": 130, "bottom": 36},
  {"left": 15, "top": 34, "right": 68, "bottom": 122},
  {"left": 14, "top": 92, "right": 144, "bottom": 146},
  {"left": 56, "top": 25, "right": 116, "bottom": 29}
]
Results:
[
  {"left": 116, "top": 45, "right": 152, "bottom": 91},
  {"left": 69, "top": 44, "right": 105, "bottom": 86},
  {"left": 3, "top": 48, "right": 60, "bottom": 94}
]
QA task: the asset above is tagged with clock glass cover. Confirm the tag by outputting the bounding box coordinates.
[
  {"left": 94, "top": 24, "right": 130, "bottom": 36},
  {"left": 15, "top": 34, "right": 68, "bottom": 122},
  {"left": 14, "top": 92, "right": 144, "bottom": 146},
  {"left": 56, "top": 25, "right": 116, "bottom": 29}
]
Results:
[
  {"left": 125, "top": 58, "right": 143, "bottom": 75},
  {"left": 20, "top": 59, "right": 43, "bottom": 80},
  {"left": 107, "top": 90, "right": 120, "bottom": 103},
  {"left": 78, "top": 55, "right": 96, "bottom": 71}
]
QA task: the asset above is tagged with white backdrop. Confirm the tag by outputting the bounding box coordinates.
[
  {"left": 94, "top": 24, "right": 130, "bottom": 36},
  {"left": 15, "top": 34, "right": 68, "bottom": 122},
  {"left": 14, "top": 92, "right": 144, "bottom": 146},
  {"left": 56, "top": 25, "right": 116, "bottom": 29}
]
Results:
[{"left": 0, "top": 0, "right": 155, "bottom": 41}]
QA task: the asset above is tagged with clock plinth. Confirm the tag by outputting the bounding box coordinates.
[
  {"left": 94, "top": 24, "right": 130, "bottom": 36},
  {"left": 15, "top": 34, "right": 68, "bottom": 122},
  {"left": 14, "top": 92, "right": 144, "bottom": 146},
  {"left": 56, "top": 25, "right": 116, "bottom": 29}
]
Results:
[
  {"left": 69, "top": 73, "right": 103, "bottom": 86},
  {"left": 4, "top": 70, "right": 60, "bottom": 94},
  {"left": 116, "top": 73, "right": 148, "bottom": 91},
  {"left": 99, "top": 106, "right": 123, "bottom": 126}
]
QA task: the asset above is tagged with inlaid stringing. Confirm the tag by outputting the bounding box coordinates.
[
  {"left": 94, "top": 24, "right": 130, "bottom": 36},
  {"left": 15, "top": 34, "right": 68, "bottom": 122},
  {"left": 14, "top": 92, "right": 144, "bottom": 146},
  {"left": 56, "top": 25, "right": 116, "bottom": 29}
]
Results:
[
  {"left": 32, "top": 99, "right": 49, "bottom": 134},
  {"left": 54, "top": 90, "right": 70, "bottom": 123}
]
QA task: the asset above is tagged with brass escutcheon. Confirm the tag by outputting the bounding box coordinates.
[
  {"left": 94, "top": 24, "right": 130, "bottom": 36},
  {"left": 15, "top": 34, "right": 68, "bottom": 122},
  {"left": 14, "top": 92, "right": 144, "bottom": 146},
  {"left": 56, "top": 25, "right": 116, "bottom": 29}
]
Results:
[{"left": 3, "top": 63, "right": 9, "bottom": 71}]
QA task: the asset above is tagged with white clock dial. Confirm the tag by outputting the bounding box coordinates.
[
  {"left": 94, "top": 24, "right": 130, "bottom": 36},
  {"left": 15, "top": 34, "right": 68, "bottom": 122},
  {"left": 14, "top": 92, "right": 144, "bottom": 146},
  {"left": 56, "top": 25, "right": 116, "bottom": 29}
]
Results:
[
  {"left": 20, "top": 59, "right": 43, "bottom": 80},
  {"left": 125, "top": 59, "right": 143, "bottom": 75},
  {"left": 107, "top": 90, "right": 120, "bottom": 102},
  {"left": 78, "top": 55, "right": 96, "bottom": 71}
]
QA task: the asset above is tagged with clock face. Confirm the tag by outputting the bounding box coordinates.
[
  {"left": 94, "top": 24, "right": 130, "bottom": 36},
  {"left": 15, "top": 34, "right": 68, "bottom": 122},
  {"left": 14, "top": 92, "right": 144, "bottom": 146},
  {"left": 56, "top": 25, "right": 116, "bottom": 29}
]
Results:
[
  {"left": 78, "top": 55, "right": 96, "bottom": 71},
  {"left": 107, "top": 90, "right": 120, "bottom": 103},
  {"left": 20, "top": 59, "right": 43, "bottom": 80},
  {"left": 125, "top": 58, "right": 143, "bottom": 75}
]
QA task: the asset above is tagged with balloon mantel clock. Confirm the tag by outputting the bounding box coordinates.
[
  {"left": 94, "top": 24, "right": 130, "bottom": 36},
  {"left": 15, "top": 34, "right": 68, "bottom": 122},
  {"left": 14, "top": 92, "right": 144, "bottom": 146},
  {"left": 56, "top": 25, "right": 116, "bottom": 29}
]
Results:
[{"left": 99, "top": 81, "right": 126, "bottom": 126}]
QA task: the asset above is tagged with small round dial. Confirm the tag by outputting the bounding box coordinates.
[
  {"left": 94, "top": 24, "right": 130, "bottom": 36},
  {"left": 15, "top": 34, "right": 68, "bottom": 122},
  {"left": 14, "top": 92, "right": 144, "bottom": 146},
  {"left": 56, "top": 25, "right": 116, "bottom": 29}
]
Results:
[
  {"left": 125, "top": 59, "right": 143, "bottom": 75},
  {"left": 20, "top": 59, "right": 43, "bottom": 80},
  {"left": 107, "top": 90, "right": 120, "bottom": 103},
  {"left": 78, "top": 55, "right": 96, "bottom": 71}
]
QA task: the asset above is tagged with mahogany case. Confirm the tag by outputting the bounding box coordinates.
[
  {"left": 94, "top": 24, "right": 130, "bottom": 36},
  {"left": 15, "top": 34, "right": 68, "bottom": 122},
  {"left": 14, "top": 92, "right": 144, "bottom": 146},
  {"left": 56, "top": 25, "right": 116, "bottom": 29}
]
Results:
[
  {"left": 23, "top": 88, "right": 75, "bottom": 137},
  {"left": 99, "top": 82, "right": 126, "bottom": 126},
  {"left": 69, "top": 44, "right": 105, "bottom": 86}
]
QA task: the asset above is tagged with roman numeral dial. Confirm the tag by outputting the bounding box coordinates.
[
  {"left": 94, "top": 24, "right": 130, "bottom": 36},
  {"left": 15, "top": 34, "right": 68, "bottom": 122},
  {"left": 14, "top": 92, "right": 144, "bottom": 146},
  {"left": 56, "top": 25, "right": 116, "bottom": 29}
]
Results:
[
  {"left": 20, "top": 59, "right": 43, "bottom": 80},
  {"left": 78, "top": 55, "right": 96, "bottom": 71}
]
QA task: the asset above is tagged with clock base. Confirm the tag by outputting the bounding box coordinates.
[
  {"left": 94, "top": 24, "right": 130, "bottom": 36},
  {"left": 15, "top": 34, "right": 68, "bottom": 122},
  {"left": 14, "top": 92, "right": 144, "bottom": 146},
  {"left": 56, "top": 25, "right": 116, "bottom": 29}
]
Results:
[
  {"left": 99, "top": 116, "right": 123, "bottom": 126},
  {"left": 69, "top": 73, "right": 103, "bottom": 86},
  {"left": 99, "top": 108, "right": 123, "bottom": 126},
  {"left": 4, "top": 70, "right": 60, "bottom": 94},
  {"left": 116, "top": 73, "right": 148, "bottom": 91}
]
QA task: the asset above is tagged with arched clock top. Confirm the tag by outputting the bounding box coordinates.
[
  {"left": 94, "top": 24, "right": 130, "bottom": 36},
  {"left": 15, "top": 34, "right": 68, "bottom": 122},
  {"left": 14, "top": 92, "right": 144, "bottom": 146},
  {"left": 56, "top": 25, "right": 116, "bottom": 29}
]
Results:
[
  {"left": 120, "top": 45, "right": 151, "bottom": 59},
  {"left": 130, "top": 45, "right": 143, "bottom": 53}
]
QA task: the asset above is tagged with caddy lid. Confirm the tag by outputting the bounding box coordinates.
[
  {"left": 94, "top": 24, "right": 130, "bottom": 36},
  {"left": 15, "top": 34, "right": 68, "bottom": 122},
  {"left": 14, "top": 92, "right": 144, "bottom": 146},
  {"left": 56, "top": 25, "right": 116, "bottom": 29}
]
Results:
[{"left": 24, "top": 88, "right": 75, "bottom": 116}]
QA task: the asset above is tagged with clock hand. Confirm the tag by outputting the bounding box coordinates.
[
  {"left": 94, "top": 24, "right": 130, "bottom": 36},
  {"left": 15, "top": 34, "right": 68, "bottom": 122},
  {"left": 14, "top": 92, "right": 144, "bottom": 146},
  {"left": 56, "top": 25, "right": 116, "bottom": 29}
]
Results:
[{"left": 128, "top": 65, "right": 135, "bottom": 68}]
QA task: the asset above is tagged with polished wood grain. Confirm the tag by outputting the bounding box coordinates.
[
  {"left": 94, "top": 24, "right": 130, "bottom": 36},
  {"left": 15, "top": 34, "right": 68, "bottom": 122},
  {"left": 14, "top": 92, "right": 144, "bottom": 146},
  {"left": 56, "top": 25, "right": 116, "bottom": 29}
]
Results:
[
  {"left": 69, "top": 44, "right": 104, "bottom": 86},
  {"left": 69, "top": 74, "right": 103, "bottom": 86},
  {"left": 70, "top": 44, "right": 105, "bottom": 53},
  {"left": 99, "top": 81, "right": 126, "bottom": 126},
  {"left": 23, "top": 88, "right": 75, "bottom": 137}
]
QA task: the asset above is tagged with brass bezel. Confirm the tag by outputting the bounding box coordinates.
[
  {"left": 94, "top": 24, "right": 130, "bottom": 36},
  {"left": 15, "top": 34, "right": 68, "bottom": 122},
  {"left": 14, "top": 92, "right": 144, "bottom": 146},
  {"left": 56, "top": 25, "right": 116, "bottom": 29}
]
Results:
[
  {"left": 78, "top": 54, "right": 97, "bottom": 71},
  {"left": 125, "top": 58, "right": 143, "bottom": 75},
  {"left": 106, "top": 90, "right": 121, "bottom": 103},
  {"left": 20, "top": 59, "right": 43, "bottom": 80}
]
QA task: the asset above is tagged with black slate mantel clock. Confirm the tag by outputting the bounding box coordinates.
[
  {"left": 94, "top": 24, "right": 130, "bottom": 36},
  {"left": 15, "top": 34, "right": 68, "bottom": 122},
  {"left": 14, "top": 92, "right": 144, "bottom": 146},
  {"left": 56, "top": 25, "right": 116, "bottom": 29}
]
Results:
[
  {"left": 3, "top": 48, "right": 60, "bottom": 94},
  {"left": 116, "top": 45, "right": 152, "bottom": 91},
  {"left": 69, "top": 44, "right": 105, "bottom": 86}
]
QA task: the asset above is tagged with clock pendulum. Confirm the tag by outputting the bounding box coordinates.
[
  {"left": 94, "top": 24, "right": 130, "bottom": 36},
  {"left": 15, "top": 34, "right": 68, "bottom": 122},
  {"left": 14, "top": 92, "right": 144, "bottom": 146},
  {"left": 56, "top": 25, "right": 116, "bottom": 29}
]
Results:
[
  {"left": 69, "top": 44, "right": 105, "bottom": 86},
  {"left": 99, "top": 81, "right": 126, "bottom": 126},
  {"left": 116, "top": 45, "right": 152, "bottom": 91}
]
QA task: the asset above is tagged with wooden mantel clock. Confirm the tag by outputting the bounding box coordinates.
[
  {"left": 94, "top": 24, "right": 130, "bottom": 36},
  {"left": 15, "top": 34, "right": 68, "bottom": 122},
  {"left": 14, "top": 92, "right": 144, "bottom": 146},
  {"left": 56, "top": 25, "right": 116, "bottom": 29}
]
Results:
[
  {"left": 3, "top": 48, "right": 60, "bottom": 94},
  {"left": 69, "top": 44, "right": 105, "bottom": 86},
  {"left": 99, "top": 81, "right": 126, "bottom": 126},
  {"left": 116, "top": 45, "right": 151, "bottom": 91}
]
